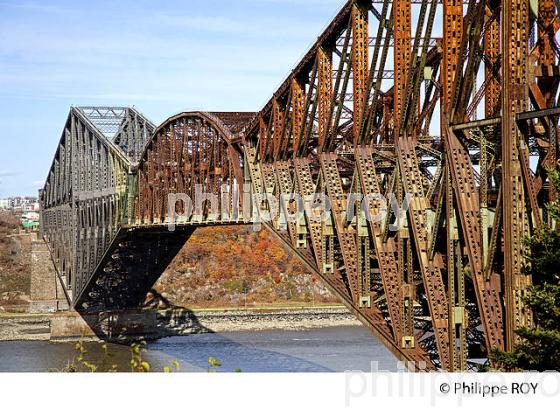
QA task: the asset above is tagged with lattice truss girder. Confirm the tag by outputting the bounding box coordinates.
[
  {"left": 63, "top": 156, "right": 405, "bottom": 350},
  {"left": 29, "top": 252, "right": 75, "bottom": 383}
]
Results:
[
  {"left": 40, "top": 0, "right": 560, "bottom": 371},
  {"left": 41, "top": 107, "right": 153, "bottom": 302},
  {"left": 242, "top": 0, "right": 560, "bottom": 370}
]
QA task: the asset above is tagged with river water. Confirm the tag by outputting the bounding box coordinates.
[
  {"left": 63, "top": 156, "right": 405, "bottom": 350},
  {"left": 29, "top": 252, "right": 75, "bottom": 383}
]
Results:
[{"left": 0, "top": 325, "right": 398, "bottom": 372}]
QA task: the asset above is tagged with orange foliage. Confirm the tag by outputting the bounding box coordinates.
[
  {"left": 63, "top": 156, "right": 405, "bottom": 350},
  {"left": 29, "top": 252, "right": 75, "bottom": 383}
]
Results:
[{"left": 155, "top": 226, "right": 337, "bottom": 307}]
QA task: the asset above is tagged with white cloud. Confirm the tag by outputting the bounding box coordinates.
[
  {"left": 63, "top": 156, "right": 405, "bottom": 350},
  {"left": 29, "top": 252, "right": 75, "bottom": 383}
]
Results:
[{"left": 150, "top": 12, "right": 326, "bottom": 39}]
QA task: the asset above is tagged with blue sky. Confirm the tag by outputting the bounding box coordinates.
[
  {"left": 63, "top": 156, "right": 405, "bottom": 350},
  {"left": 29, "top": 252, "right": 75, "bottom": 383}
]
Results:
[{"left": 0, "top": 0, "right": 345, "bottom": 197}]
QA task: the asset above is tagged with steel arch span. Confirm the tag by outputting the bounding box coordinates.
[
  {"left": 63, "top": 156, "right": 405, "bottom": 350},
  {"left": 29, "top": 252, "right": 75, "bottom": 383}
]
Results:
[{"left": 41, "top": 0, "right": 560, "bottom": 371}]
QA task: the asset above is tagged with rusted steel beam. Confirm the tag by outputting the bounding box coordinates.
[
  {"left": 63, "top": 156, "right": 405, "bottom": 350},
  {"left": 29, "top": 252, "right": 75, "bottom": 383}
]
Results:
[
  {"left": 538, "top": 0, "right": 556, "bottom": 67},
  {"left": 484, "top": 4, "right": 500, "bottom": 118},
  {"left": 317, "top": 48, "right": 333, "bottom": 151},
  {"left": 397, "top": 139, "right": 452, "bottom": 370},
  {"left": 272, "top": 100, "right": 284, "bottom": 160},
  {"left": 258, "top": 116, "right": 268, "bottom": 161},
  {"left": 356, "top": 147, "right": 405, "bottom": 345},
  {"left": 442, "top": 0, "right": 504, "bottom": 368},
  {"left": 443, "top": 126, "right": 505, "bottom": 351},
  {"left": 352, "top": 2, "right": 369, "bottom": 143},
  {"left": 319, "top": 153, "right": 360, "bottom": 301},
  {"left": 291, "top": 78, "right": 305, "bottom": 153},
  {"left": 442, "top": 0, "right": 463, "bottom": 107},
  {"left": 501, "top": 0, "right": 533, "bottom": 350},
  {"left": 393, "top": 0, "right": 411, "bottom": 130}
]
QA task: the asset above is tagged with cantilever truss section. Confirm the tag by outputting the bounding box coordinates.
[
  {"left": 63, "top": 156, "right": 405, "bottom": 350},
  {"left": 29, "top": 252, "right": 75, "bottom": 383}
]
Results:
[
  {"left": 242, "top": 0, "right": 560, "bottom": 370},
  {"left": 41, "top": 1, "right": 560, "bottom": 371}
]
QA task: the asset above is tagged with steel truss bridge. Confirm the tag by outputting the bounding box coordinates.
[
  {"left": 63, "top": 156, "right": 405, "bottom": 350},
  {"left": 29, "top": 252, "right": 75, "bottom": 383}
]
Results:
[{"left": 40, "top": 0, "right": 560, "bottom": 370}]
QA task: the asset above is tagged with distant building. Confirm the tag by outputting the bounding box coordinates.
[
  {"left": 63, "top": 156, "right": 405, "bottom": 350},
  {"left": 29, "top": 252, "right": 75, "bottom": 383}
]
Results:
[
  {"left": 21, "top": 219, "right": 39, "bottom": 232},
  {"left": 18, "top": 210, "right": 41, "bottom": 232},
  {"left": 0, "top": 196, "right": 40, "bottom": 212},
  {"left": 22, "top": 211, "right": 40, "bottom": 222}
]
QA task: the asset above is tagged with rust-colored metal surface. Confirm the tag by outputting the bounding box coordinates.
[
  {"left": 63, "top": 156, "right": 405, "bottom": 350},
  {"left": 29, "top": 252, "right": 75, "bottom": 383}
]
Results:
[{"left": 41, "top": 1, "right": 560, "bottom": 371}]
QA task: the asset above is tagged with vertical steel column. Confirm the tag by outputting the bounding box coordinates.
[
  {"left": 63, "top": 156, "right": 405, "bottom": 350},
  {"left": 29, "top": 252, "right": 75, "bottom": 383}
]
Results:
[
  {"left": 442, "top": 0, "right": 463, "bottom": 106},
  {"left": 352, "top": 2, "right": 369, "bottom": 143},
  {"left": 445, "top": 167, "right": 467, "bottom": 370},
  {"left": 443, "top": 0, "right": 466, "bottom": 371},
  {"left": 317, "top": 47, "right": 333, "bottom": 151},
  {"left": 393, "top": 0, "right": 411, "bottom": 130},
  {"left": 393, "top": 0, "right": 413, "bottom": 355},
  {"left": 291, "top": 78, "right": 305, "bottom": 154},
  {"left": 484, "top": 5, "right": 500, "bottom": 117},
  {"left": 273, "top": 100, "right": 284, "bottom": 160},
  {"left": 502, "top": 0, "right": 533, "bottom": 350},
  {"left": 258, "top": 116, "right": 268, "bottom": 161},
  {"left": 538, "top": 0, "right": 555, "bottom": 67}
]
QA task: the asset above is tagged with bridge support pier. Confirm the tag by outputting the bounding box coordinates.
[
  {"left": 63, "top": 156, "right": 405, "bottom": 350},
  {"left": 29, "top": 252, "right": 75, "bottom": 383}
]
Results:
[
  {"left": 50, "top": 310, "right": 159, "bottom": 341},
  {"left": 29, "top": 236, "right": 69, "bottom": 314}
]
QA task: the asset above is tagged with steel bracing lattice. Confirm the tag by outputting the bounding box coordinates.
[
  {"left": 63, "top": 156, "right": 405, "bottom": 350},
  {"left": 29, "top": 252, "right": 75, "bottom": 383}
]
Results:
[{"left": 40, "top": 0, "right": 560, "bottom": 370}]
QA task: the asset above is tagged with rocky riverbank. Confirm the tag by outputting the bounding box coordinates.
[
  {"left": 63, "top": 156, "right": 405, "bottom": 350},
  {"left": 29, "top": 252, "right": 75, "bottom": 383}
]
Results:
[
  {"left": 0, "top": 314, "right": 51, "bottom": 341},
  {"left": 0, "top": 307, "right": 360, "bottom": 341},
  {"left": 158, "top": 307, "right": 360, "bottom": 335}
]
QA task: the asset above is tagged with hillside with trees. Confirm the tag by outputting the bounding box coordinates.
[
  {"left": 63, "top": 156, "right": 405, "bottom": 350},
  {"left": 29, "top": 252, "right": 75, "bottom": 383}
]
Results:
[
  {"left": 154, "top": 226, "right": 338, "bottom": 308},
  {"left": 0, "top": 211, "right": 31, "bottom": 311}
]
